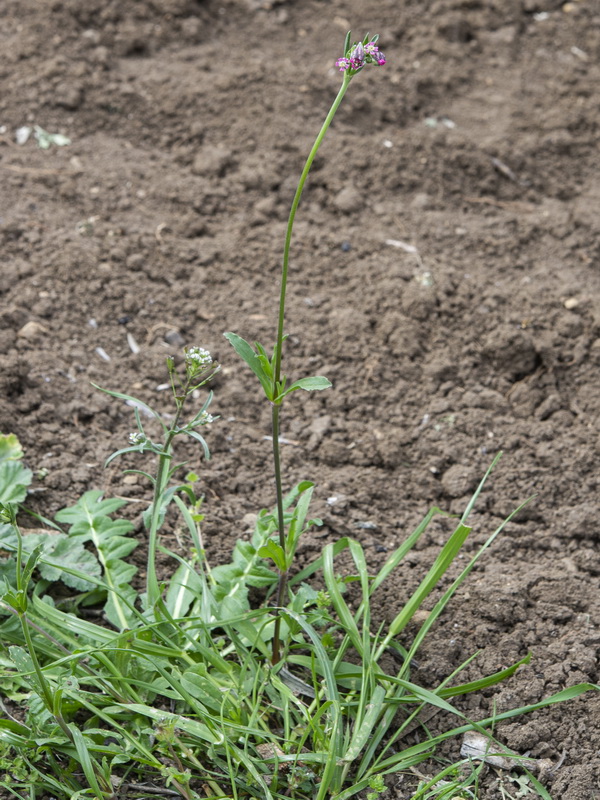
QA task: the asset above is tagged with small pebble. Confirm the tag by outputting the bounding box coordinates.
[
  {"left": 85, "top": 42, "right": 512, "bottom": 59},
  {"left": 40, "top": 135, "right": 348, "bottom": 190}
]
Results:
[
  {"left": 334, "top": 186, "right": 362, "bottom": 213},
  {"left": 127, "top": 333, "right": 140, "bottom": 354},
  {"left": 15, "top": 126, "right": 32, "bottom": 145},
  {"left": 18, "top": 321, "right": 47, "bottom": 339},
  {"left": 164, "top": 329, "right": 185, "bottom": 346}
]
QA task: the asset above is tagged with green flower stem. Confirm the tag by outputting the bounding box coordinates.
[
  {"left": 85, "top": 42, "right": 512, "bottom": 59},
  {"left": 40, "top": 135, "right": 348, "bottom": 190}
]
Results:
[
  {"left": 270, "top": 72, "right": 352, "bottom": 664},
  {"left": 273, "top": 72, "right": 351, "bottom": 389}
]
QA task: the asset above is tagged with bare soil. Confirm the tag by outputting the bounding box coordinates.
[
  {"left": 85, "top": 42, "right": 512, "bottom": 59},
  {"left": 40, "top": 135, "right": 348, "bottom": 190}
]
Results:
[{"left": 1, "top": 0, "right": 599, "bottom": 797}]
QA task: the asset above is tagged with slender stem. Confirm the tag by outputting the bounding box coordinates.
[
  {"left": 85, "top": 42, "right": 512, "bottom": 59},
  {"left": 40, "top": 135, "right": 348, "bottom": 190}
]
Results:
[
  {"left": 147, "top": 398, "right": 187, "bottom": 607},
  {"left": 273, "top": 73, "right": 352, "bottom": 388},
  {"left": 270, "top": 403, "right": 286, "bottom": 663},
  {"left": 270, "top": 74, "right": 352, "bottom": 664}
]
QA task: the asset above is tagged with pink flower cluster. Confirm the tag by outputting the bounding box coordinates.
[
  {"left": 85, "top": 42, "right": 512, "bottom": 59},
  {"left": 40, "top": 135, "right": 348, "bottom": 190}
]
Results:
[{"left": 335, "top": 41, "right": 386, "bottom": 73}]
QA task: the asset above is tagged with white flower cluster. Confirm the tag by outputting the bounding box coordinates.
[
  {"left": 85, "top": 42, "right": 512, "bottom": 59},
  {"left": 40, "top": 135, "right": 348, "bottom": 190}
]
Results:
[
  {"left": 199, "top": 411, "right": 215, "bottom": 424},
  {"left": 129, "top": 432, "right": 147, "bottom": 445},
  {"left": 185, "top": 346, "right": 212, "bottom": 369}
]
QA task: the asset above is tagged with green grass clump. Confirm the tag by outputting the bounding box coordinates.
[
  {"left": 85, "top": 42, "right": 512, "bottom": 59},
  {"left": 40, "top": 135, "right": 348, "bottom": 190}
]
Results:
[{"left": 0, "top": 441, "right": 593, "bottom": 799}]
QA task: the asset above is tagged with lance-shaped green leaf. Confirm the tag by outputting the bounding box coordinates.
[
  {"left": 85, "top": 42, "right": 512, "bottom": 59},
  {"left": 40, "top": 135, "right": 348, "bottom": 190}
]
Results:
[
  {"left": 341, "top": 684, "right": 387, "bottom": 763},
  {"left": 106, "top": 703, "right": 224, "bottom": 745},
  {"left": 165, "top": 559, "right": 203, "bottom": 620},
  {"left": 275, "top": 375, "right": 331, "bottom": 402},
  {"left": 103, "top": 559, "right": 138, "bottom": 630},
  {"left": 223, "top": 332, "right": 273, "bottom": 398},
  {"left": 180, "top": 428, "right": 211, "bottom": 461},
  {"left": 91, "top": 383, "right": 166, "bottom": 429},
  {"left": 254, "top": 341, "right": 275, "bottom": 381},
  {"left": 285, "top": 483, "right": 318, "bottom": 560}
]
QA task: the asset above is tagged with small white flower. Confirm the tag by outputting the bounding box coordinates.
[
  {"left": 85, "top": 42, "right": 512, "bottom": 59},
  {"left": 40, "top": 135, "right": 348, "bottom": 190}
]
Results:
[
  {"left": 129, "top": 432, "right": 146, "bottom": 445},
  {"left": 200, "top": 411, "right": 215, "bottom": 424},
  {"left": 185, "top": 346, "right": 212, "bottom": 368}
]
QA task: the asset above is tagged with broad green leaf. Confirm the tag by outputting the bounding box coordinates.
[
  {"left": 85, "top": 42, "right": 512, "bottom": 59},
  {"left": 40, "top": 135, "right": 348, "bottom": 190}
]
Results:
[
  {"left": 0, "top": 554, "right": 17, "bottom": 587},
  {"left": 0, "top": 461, "right": 32, "bottom": 505},
  {"left": 9, "top": 646, "right": 45, "bottom": 699},
  {"left": 55, "top": 490, "right": 138, "bottom": 627},
  {"left": 257, "top": 540, "right": 287, "bottom": 572},
  {"left": 223, "top": 332, "right": 272, "bottom": 398},
  {"left": 0, "top": 529, "right": 101, "bottom": 591},
  {"left": 211, "top": 503, "right": 287, "bottom": 619},
  {"left": 0, "top": 434, "right": 23, "bottom": 462},
  {"left": 55, "top": 491, "right": 128, "bottom": 528},
  {"left": 39, "top": 538, "right": 101, "bottom": 591}
]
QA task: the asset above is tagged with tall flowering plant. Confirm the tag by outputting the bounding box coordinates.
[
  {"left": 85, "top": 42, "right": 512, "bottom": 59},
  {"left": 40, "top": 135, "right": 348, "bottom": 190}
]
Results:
[{"left": 225, "top": 32, "right": 385, "bottom": 663}]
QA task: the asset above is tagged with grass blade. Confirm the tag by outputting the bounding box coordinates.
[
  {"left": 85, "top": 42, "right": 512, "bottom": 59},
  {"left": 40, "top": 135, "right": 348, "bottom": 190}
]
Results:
[
  {"left": 341, "top": 684, "right": 386, "bottom": 762},
  {"left": 375, "top": 523, "right": 471, "bottom": 657}
]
